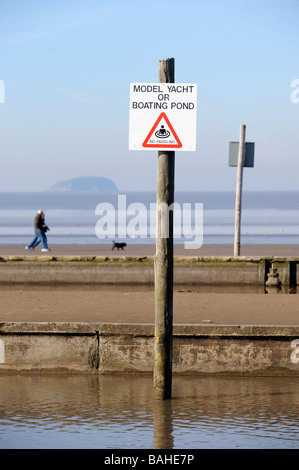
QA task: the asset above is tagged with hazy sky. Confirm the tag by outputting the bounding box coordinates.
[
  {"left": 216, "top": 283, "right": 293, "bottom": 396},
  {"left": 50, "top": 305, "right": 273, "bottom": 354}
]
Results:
[{"left": 0, "top": 0, "right": 298, "bottom": 192}]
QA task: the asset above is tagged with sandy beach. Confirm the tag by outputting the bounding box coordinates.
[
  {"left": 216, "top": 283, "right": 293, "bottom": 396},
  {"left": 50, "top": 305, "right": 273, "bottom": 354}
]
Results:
[
  {"left": 1, "top": 243, "right": 299, "bottom": 257},
  {"left": 0, "top": 243, "right": 298, "bottom": 326},
  {"left": 0, "top": 283, "right": 298, "bottom": 325}
]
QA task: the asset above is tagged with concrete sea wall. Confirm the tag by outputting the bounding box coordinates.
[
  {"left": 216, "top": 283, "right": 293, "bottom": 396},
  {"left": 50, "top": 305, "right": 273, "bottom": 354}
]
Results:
[
  {"left": 1, "top": 322, "right": 299, "bottom": 375},
  {"left": 0, "top": 255, "right": 298, "bottom": 286}
]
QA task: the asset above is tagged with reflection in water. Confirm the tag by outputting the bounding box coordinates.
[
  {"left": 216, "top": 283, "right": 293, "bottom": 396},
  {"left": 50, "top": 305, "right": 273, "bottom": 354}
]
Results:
[
  {"left": 154, "top": 399, "right": 174, "bottom": 449},
  {"left": 0, "top": 374, "right": 299, "bottom": 449}
]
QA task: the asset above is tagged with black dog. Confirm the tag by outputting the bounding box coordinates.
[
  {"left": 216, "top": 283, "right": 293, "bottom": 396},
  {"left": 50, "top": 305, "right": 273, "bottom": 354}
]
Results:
[{"left": 112, "top": 241, "right": 127, "bottom": 251}]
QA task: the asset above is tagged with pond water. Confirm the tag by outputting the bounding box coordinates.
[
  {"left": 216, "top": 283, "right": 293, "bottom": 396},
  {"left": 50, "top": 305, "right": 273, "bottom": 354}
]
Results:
[{"left": 0, "top": 374, "right": 299, "bottom": 449}]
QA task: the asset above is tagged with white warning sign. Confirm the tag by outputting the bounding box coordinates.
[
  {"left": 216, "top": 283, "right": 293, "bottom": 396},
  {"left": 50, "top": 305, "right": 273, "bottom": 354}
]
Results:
[{"left": 129, "top": 83, "right": 197, "bottom": 151}]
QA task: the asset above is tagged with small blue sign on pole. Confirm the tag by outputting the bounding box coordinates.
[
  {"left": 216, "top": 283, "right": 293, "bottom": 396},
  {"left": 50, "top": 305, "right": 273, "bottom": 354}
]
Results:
[{"left": 229, "top": 142, "right": 255, "bottom": 168}]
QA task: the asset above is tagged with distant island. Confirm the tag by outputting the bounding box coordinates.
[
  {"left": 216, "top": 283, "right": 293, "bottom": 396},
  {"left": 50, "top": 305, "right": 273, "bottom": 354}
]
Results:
[{"left": 47, "top": 176, "right": 118, "bottom": 192}]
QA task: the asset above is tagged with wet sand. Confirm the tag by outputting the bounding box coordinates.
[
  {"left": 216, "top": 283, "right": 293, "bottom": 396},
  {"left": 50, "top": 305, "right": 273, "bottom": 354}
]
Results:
[{"left": 0, "top": 244, "right": 298, "bottom": 326}]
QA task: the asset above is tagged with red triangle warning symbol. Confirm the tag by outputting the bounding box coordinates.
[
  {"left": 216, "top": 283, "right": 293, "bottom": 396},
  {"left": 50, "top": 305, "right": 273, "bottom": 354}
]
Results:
[{"left": 142, "top": 112, "right": 182, "bottom": 149}]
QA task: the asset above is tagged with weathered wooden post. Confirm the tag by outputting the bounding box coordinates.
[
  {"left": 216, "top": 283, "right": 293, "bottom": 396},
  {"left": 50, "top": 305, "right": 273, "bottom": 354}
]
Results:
[
  {"left": 154, "top": 58, "right": 175, "bottom": 399},
  {"left": 129, "top": 60, "right": 197, "bottom": 398},
  {"left": 234, "top": 124, "right": 246, "bottom": 256}
]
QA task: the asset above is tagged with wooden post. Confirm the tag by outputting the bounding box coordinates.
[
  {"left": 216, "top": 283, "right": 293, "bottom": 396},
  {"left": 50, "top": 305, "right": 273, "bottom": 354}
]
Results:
[
  {"left": 154, "top": 58, "right": 175, "bottom": 399},
  {"left": 234, "top": 124, "right": 246, "bottom": 256}
]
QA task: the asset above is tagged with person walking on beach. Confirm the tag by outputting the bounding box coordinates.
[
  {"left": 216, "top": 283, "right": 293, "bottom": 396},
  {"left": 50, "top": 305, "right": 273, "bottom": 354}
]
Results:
[{"left": 25, "top": 210, "right": 51, "bottom": 252}]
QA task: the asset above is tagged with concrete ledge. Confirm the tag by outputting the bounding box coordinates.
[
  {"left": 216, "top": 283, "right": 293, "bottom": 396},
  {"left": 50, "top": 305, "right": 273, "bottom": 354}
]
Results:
[
  {"left": 1, "top": 322, "right": 299, "bottom": 375},
  {"left": 0, "top": 256, "right": 297, "bottom": 285}
]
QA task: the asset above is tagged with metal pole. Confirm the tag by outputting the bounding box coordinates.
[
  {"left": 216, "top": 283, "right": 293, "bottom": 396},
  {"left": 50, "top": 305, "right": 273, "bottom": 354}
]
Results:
[
  {"left": 234, "top": 124, "right": 246, "bottom": 256},
  {"left": 153, "top": 58, "right": 175, "bottom": 399}
]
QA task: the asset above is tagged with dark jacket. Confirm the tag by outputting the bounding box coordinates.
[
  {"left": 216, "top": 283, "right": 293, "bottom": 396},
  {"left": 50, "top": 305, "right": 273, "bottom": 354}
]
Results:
[{"left": 34, "top": 213, "right": 44, "bottom": 230}]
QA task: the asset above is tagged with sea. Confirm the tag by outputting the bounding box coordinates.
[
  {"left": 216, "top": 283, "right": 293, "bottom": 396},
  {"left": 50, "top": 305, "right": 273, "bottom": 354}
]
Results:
[{"left": 0, "top": 190, "right": 298, "bottom": 245}]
